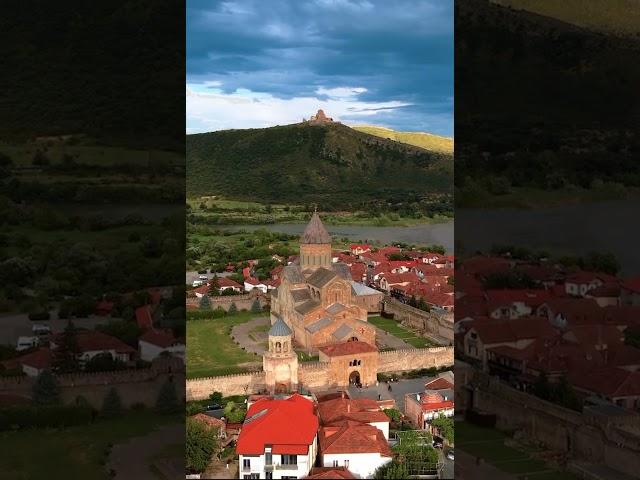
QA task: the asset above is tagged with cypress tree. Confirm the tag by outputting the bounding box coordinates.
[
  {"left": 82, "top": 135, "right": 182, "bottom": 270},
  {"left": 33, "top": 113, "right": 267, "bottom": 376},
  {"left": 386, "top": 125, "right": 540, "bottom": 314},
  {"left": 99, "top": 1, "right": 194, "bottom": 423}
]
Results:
[{"left": 32, "top": 369, "right": 60, "bottom": 405}]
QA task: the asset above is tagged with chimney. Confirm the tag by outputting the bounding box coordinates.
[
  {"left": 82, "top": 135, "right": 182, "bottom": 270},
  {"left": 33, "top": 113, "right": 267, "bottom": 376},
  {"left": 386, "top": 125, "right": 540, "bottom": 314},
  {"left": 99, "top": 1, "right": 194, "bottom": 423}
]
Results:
[{"left": 347, "top": 403, "right": 351, "bottom": 413}]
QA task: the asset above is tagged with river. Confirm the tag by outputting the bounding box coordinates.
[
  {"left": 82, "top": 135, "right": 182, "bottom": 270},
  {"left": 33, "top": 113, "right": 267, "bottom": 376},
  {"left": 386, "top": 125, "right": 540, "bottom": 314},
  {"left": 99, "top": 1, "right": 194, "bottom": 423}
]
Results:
[
  {"left": 216, "top": 222, "right": 454, "bottom": 253},
  {"left": 456, "top": 200, "right": 640, "bottom": 275}
]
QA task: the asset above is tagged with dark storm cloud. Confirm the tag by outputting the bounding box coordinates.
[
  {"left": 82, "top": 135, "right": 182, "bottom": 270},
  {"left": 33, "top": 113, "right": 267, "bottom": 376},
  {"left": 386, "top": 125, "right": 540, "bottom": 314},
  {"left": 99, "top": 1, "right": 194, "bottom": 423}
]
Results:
[{"left": 187, "top": 0, "right": 453, "bottom": 135}]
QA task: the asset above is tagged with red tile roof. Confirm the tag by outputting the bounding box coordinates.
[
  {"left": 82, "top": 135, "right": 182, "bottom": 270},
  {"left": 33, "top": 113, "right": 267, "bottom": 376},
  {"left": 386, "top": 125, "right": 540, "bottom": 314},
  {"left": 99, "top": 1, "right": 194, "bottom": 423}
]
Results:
[
  {"left": 425, "top": 377, "right": 454, "bottom": 390},
  {"left": 135, "top": 305, "right": 154, "bottom": 330},
  {"left": 570, "top": 367, "right": 640, "bottom": 398},
  {"left": 217, "top": 277, "right": 243, "bottom": 288},
  {"left": 319, "top": 423, "right": 392, "bottom": 456},
  {"left": 236, "top": 394, "right": 318, "bottom": 455},
  {"left": 621, "top": 277, "right": 640, "bottom": 294},
  {"left": 54, "top": 331, "right": 135, "bottom": 354},
  {"left": 139, "top": 329, "right": 181, "bottom": 348},
  {"left": 317, "top": 397, "right": 388, "bottom": 425},
  {"left": 468, "top": 316, "right": 557, "bottom": 345},
  {"left": 319, "top": 341, "right": 377, "bottom": 357},
  {"left": 192, "top": 413, "right": 226, "bottom": 431},
  {"left": 306, "top": 467, "right": 356, "bottom": 479},
  {"left": 422, "top": 400, "right": 455, "bottom": 412},
  {"left": 16, "top": 347, "right": 52, "bottom": 370},
  {"left": 350, "top": 263, "right": 367, "bottom": 281}
]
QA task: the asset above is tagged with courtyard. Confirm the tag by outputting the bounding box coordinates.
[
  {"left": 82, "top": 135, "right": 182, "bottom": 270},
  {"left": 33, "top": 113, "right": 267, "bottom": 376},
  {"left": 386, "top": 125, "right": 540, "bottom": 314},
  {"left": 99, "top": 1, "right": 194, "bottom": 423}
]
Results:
[{"left": 368, "top": 315, "right": 435, "bottom": 348}]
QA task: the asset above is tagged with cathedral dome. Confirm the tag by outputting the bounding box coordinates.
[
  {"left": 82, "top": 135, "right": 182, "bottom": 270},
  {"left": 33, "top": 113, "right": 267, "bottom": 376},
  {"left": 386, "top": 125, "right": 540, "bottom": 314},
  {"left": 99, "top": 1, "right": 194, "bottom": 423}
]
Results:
[
  {"left": 269, "top": 317, "right": 292, "bottom": 337},
  {"left": 300, "top": 211, "right": 332, "bottom": 244}
]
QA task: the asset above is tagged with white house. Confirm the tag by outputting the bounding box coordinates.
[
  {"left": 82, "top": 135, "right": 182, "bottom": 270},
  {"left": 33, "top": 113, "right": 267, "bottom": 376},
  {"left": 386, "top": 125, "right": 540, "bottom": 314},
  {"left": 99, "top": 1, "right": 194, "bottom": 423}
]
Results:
[
  {"left": 50, "top": 330, "right": 136, "bottom": 366},
  {"left": 318, "top": 423, "right": 392, "bottom": 479},
  {"left": 244, "top": 277, "right": 268, "bottom": 294},
  {"left": 138, "top": 329, "right": 185, "bottom": 362},
  {"left": 236, "top": 394, "right": 318, "bottom": 479}
]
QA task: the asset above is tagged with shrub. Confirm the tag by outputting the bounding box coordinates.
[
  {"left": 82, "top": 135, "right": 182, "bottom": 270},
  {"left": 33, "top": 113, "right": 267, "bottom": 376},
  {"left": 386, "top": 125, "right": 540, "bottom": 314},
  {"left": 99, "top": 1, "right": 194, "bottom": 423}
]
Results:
[
  {"left": 0, "top": 405, "right": 92, "bottom": 431},
  {"left": 32, "top": 370, "right": 60, "bottom": 405},
  {"left": 186, "top": 417, "right": 219, "bottom": 473},
  {"left": 186, "top": 402, "right": 204, "bottom": 416},
  {"left": 101, "top": 387, "right": 124, "bottom": 418},
  {"left": 227, "top": 303, "right": 238, "bottom": 315},
  {"left": 156, "top": 380, "right": 180, "bottom": 414}
]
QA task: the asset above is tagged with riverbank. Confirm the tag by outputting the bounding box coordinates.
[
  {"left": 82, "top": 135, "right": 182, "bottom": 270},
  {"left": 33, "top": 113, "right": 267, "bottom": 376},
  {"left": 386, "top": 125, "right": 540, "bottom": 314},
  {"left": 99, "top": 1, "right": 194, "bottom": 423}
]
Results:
[{"left": 187, "top": 198, "right": 453, "bottom": 227}]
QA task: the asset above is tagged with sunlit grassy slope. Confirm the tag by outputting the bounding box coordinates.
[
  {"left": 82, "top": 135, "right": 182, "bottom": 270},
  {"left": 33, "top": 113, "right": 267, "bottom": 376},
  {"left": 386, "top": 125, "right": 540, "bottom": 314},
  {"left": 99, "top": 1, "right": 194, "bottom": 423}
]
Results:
[{"left": 352, "top": 125, "right": 454, "bottom": 155}]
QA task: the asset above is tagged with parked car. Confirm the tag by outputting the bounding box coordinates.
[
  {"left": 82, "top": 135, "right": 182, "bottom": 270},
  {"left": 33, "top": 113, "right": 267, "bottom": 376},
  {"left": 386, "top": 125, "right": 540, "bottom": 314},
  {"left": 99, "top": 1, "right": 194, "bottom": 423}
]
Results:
[
  {"left": 192, "top": 280, "right": 204, "bottom": 287},
  {"left": 446, "top": 449, "right": 454, "bottom": 460},
  {"left": 198, "top": 274, "right": 208, "bottom": 281},
  {"left": 432, "top": 436, "right": 444, "bottom": 449},
  {"left": 17, "top": 336, "right": 39, "bottom": 351},
  {"left": 32, "top": 324, "right": 51, "bottom": 336},
  {"left": 206, "top": 403, "right": 222, "bottom": 411}
]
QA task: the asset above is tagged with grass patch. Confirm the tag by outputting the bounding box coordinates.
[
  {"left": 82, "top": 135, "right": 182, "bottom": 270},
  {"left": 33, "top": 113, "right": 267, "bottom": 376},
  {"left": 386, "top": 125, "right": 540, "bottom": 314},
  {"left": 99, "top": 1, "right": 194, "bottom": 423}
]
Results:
[
  {"left": 0, "top": 411, "right": 181, "bottom": 479},
  {"left": 456, "top": 421, "right": 580, "bottom": 480},
  {"left": 187, "top": 312, "right": 264, "bottom": 379},
  {"left": 368, "top": 316, "right": 435, "bottom": 348}
]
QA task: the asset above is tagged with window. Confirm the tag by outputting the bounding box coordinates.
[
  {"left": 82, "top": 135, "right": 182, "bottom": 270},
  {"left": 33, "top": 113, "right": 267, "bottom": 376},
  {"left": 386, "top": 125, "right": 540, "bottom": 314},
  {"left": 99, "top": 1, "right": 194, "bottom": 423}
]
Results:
[
  {"left": 281, "top": 455, "right": 298, "bottom": 465},
  {"left": 333, "top": 460, "right": 339, "bottom": 467},
  {"left": 276, "top": 342, "right": 281, "bottom": 353},
  {"left": 265, "top": 452, "right": 272, "bottom": 465},
  {"left": 243, "top": 459, "right": 250, "bottom": 469},
  {"left": 344, "top": 460, "right": 349, "bottom": 468},
  {"left": 265, "top": 473, "right": 273, "bottom": 480}
]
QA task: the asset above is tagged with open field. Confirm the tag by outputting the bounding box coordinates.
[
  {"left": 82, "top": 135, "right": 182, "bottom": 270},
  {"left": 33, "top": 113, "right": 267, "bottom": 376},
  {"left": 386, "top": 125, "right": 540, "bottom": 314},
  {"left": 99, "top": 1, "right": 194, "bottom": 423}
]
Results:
[
  {"left": 0, "top": 412, "right": 181, "bottom": 480},
  {"left": 368, "top": 316, "right": 435, "bottom": 348},
  {"left": 457, "top": 421, "right": 579, "bottom": 479},
  {"left": 186, "top": 312, "right": 264, "bottom": 379}
]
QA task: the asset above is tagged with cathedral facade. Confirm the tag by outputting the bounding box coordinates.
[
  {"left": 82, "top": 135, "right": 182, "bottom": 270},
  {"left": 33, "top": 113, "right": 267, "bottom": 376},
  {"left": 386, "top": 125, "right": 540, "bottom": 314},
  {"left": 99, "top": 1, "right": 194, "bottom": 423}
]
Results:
[{"left": 270, "top": 212, "right": 377, "bottom": 350}]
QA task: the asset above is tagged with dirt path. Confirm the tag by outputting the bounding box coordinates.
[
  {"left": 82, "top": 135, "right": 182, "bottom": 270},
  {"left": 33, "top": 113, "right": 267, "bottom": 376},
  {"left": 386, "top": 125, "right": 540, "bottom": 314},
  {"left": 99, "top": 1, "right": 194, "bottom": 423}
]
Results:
[
  {"left": 107, "top": 423, "right": 184, "bottom": 480},
  {"left": 232, "top": 316, "right": 270, "bottom": 354}
]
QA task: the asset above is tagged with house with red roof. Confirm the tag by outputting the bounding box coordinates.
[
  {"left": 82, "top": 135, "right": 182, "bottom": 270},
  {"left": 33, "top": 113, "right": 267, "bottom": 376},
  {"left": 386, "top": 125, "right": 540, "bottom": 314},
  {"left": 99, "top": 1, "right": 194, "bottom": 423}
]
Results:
[
  {"left": 2, "top": 347, "right": 52, "bottom": 377},
  {"left": 485, "top": 289, "right": 551, "bottom": 319},
  {"left": 317, "top": 392, "right": 390, "bottom": 439},
  {"left": 388, "top": 260, "right": 417, "bottom": 273},
  {"left": 564, "top": 271, "right": 614, "bottom": 297},
  {"left": 135, "top": 305, "right": 154, "bottom": 330},
  {"left": 214, "top": 277, "right": 244, "bottom": 293},
  {"left": 50, "top": 330, "right": 136, "bottom": 366},
  {"left": 244, "top": 277, "right": 268, "bottom": 294},
  {"left": 620, "top": 277, "right": 640, "bottom": 306},
  {"left": 349, "top": 262, "right": 367, "bottom": 283},
  {"left": 236, "top": 393, "right": 319, "bottom": 479},
  {"left": 585, "top": 283, "right": 621, "bottom": 307},
  {"left": 350, "top": 244, "right": 371, "bottom": 255},
  {"left": 404, "top": 390, "right": 455, "bottom": 431},
  {"left": 192, "top": 413, "right": 227, "bottom": 439},
  {"left": 317, "top": 422, "right": 392, "bottom": 479},
  {"left": 378, "top": 272, "right": 420, "bottom": 292},
  {"left": 569, "top": 367, "right": 640, "bottom": 410},
  {"left": 138, "top": 329, "right": 185, "bottom": 362}
]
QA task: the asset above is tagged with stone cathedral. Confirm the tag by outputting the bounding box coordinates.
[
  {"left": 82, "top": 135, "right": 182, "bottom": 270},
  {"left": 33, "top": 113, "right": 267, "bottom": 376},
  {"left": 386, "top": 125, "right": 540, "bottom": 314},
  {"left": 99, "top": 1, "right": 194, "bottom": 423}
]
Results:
[{"left": 269, "top": 211, "right": 377, "bottom": 350}]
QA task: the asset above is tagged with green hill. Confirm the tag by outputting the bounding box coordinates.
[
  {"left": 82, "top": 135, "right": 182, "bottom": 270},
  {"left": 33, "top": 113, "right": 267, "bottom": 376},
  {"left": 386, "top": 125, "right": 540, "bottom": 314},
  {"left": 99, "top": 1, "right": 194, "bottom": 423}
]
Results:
[
  {"left": 186, "top": 122, "right": 453, "bottom": 210},
  {"left": 492, "top": 0, "right": 640, "bottom": 37},
  {"left": 352, "top": 125, "right": 453, "bottom": 155}
]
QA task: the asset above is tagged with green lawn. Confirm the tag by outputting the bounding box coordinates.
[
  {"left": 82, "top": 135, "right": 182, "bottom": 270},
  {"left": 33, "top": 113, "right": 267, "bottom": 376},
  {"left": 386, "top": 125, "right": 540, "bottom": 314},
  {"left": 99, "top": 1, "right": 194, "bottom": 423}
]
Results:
[
  {"left": 0, "top": 412, "right": 181, "bottom": 480},
  {"left": 456, "top": 421, "right": 580, "bottom": 480},
  {"left": 368, "top": 316, "right": 434, "bottom": 348},
  {"left": 187, "top": 312, "right": 264, "bottom": 379}
]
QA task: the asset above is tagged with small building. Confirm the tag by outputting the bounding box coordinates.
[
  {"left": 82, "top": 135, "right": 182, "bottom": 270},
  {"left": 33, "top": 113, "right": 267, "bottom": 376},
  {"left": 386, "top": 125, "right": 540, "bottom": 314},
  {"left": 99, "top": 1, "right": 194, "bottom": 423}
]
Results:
[
  {"left": 350, "top": 244, "right": 371, "bottom": 256},
  {"left": 138, "top": 329, "right": 185, "bottom": 362},
  {"left": 236, "top": 393, "right": 319, "bottom": 479},
  {"left": 317, "top": 393, "right": 390, "bottom": 439},
  {"left": 404, "top": 390, "right": 454, "bottom": 430},
  {"left": 305, "top": 466, "right": 356, "bottom": 479},
  {"left": 50, "top": 331, "right": 136, "bottom": 366},
  {"left": 350, "top": 282, "right": 383, "bottom": 313},
  {"left": 245, "top": 277, "right": 268, "bottom": 294},
  {"left": 318, "top": 423, "right": 392, "bottom": 479},
  {"left": 192, "top": 413, "right": 227, "bottom": 440}
]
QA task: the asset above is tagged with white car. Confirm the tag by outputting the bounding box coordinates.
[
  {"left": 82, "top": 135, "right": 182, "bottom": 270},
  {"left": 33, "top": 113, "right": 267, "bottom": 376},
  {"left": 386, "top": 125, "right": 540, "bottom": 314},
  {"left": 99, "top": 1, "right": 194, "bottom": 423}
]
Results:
[
  {"left": 17, "top": 336, "right": 39, "bottom": 351},
  {"left": 32, "top": 324, "right": 51, "bottom": 336},
  {"left": 192, "top": 280, "right": 204, "bottom": 287},
  {"left": 446, "top": 449, "right": 454, "bottom": 461},
  {"left": 198, "top": 274, "right": 208, "bottom": 281}
]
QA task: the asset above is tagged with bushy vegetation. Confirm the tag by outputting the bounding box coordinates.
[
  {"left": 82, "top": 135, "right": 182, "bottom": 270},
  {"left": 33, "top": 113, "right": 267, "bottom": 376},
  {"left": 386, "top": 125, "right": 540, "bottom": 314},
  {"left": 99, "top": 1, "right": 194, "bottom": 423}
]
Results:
[
  {"left": 186, "top": 417, "right": 219, "bottom": 473},
  {"left": 186, "top": 123, "right": 453, "bottom": 216}
]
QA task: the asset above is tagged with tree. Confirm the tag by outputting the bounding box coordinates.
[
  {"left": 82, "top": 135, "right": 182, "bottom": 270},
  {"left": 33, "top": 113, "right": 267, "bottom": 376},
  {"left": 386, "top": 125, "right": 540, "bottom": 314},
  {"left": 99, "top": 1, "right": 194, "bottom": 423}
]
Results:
[
  {"left": 208, "top": 391, "right": 223, "bottom": 404},
  {"left": 223, "top": 401, "right": 246, "bottom": 423},
  {"left": 250, "top": 299, "right": 261, "bottom": 313},
  {"left": 374, "top": 463, "right": 410, "bottom": 479},
  {"left": 384, "top": 408, "right": 402, "bottom": 422},
  {"left": 101, "top": 387, "right": 124, "bottom": 418},
  {"left": 186, "top": 417, "right": 219, "bottom": 473},
  {"left": 199, "top": 294, "right": 210, "bottom": 310},
  {"left": 431, "top": 414, "right": 454, "bottom": 444},
  {"left": 208, "top": 275, "right": 219, "bottom": 296},
  {"left": 85, "top": 352, "right": 125, "bottom": 372},
  {"left": 53, "top": 320, "right": 80, "bottom": 373},
  {"left": 227, "top": 302, "right": 238, "bottom": 315},
  {"left": 32, "top": 369, "right": 60, "bottom": 405},
  {"left": 156, "top": 380, "right": 179, "bottom": 414}
]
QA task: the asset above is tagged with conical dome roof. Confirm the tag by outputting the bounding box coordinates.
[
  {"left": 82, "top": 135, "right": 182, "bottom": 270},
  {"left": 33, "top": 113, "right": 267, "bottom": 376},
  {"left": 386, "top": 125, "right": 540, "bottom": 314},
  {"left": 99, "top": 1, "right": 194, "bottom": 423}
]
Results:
[
  {"left": 269, "top": 317, "right": 292, "bottom": 337},
  {"left": 300, "top": 211, "right": 332, "bottom": 244}
]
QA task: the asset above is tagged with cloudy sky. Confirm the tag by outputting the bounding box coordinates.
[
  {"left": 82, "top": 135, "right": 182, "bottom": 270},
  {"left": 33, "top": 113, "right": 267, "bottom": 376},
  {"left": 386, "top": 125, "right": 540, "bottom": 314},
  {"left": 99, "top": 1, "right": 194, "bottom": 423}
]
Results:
[{"left": 187, "top": 0, "right": 453, "bottom": 136}]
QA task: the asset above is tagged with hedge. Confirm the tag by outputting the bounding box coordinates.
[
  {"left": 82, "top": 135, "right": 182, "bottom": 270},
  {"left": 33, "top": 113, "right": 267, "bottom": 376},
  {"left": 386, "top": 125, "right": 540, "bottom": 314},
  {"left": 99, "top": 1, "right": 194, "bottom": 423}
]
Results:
[{"left": 0, "top": 405, "right": 93, "bottom": 430}]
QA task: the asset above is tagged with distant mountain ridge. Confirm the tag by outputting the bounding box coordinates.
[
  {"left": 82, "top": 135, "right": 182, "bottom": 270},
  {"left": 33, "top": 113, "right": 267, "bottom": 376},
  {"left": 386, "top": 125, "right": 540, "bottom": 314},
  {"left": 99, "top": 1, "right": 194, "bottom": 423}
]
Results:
[
  {"left": 186, "top": 122, "right": 453, "bottom": 210},
  {"left": 352, "top": 125, "right": 453, "bottom": 155}
]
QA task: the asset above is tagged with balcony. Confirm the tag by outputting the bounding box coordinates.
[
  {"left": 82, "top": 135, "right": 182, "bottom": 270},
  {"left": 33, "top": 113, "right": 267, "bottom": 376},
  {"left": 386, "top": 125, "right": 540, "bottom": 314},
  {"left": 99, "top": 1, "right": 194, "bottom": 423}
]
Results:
[{"left": 275, "top": 464, "right": 298, "bottom": 471}]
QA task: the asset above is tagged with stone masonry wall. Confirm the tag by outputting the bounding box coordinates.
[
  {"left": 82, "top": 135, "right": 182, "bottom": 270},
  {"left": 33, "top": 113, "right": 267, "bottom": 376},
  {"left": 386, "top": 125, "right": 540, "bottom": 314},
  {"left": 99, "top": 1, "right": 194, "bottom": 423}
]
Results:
[
  {"left": 186, "top": 372, "right": 267, "bottom": 401},
  {"left": 378, "top": 347, "right": 454, "bottom": 373},
  {"left": 382, "top": 298, "right": 454, "bottom": 343},
  {"left": 187, "top": 290, "right": 268, "bottom": 311}
]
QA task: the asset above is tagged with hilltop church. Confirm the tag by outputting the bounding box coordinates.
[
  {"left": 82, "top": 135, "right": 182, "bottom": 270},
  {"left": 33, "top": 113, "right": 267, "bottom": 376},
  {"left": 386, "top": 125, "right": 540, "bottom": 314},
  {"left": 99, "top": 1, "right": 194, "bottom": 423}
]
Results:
[{"left": 269, "top": 211, "right": 378, "bottom": 350}]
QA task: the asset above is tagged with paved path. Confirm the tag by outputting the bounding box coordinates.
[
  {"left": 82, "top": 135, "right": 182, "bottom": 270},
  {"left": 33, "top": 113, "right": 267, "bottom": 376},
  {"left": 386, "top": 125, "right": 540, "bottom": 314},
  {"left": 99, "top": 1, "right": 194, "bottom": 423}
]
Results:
[
  {"left": 186, "top": 271, "right": 233, "bottom": 285},
  {"left": 231, "top": 317, "right": 270, "bottom": 355},
  {"left": 107, "top": 423, "right": 184, "bottom": 480},
  {"left": 348, "top": 375, "right": 435, "bottom": 412}
]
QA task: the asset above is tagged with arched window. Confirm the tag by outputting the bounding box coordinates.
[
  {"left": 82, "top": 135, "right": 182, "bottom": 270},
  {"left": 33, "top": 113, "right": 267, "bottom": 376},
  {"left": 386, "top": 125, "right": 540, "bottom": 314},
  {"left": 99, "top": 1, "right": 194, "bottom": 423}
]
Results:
[
  {"left": 349, "top": 361, "right": 352, "bottom": 366},
  {"left": 283, "top": 341, "right": 288, "bottom": 352},
  {"left": 352, "top": 359, "right": 357, "bottom": 366},
  {"left": 357, "top": 360, "right": 361, "bottom": 366},
  {"left": 276, "top": 342, "right": 281, "bottom": 353}
]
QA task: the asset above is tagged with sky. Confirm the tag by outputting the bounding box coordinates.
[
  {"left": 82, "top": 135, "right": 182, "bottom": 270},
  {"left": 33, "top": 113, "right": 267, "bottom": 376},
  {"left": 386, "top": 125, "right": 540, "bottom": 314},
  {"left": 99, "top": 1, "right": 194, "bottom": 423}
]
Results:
[{"left": 186, "top": 0, "right": 453, "bottom": 136}]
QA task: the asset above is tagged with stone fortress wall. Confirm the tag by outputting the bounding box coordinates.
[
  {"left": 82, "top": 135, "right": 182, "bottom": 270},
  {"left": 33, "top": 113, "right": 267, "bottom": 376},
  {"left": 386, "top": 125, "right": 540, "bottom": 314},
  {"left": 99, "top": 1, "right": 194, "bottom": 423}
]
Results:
[
  {"left": 186, "top": 346, "right": 454, "bottom": 400},
  {"left": 382, "top": 297, "right": 454, "bottom": 344},
  {"left": 187, "top": 290, "right": 268, "bottom": 311},
  {"left": 468, "top": 370, "right": 640, "bottom": 479},
  {"left": 0, "top": 358, "right": 185, "bottom": 409}
]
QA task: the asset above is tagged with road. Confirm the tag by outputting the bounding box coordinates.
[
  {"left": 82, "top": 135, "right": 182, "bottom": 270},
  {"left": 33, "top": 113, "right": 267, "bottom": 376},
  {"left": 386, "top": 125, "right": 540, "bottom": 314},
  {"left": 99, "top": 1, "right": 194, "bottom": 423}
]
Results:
[
  {"left": 0, "top": 312, "right": 114, "bottom": 346},
  {"left": 440, "top": 449, "right": 454, "bottom": 479},
  {"left": 186, "top": 270, "right": 233, "bottom": 286}
]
